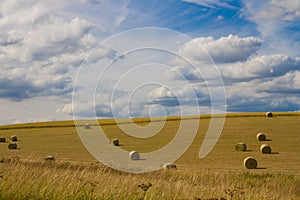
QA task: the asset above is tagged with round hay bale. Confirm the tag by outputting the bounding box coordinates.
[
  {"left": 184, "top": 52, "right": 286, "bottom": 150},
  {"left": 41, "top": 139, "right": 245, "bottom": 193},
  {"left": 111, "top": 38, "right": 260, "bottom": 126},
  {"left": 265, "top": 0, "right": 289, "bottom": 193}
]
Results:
[
  {"left": 112, "top": 139, "right": 119, "bottom": 146},
  {"left": 129, "top": 151, "right": 140, "bottom": 160},
  {"left": 11, "top": 135, "right": 17, "bottom": 142},
  {"left": 260, "top": 144, "right": 272, "bottom": 154},
  {"left": 244, "top": 157, "right": 257, "bottom": 169},
  {"left": 234, "top": 143, "right": 247, "bottom": 151},
  {"left": 266, "top": 112, "right": 273, "bottom": 118},
  {"left": 8, "top": 143, "right": 17, "bottom": 150},
  {"left": 44, "top": 156, "right": 55, "bottom": 161},
  {"left": 0, "top": 137, "right": 6, "bottom": 143},
  {"left": 257, "top": 133, "right": 266, "bottom": 141},
  {"left": 163, "top": 163, "right": 177, "bottom": 170},
  {"left": 84, "top": 124, "right": 91, "bottom": 129}
]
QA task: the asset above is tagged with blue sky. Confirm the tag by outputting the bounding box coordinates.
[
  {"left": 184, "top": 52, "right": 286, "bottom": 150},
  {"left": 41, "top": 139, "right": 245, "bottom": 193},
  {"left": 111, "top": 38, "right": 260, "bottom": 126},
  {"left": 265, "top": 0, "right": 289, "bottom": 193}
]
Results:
[{"left": 0, "top": 0, "right": 299, "bottom": 125}]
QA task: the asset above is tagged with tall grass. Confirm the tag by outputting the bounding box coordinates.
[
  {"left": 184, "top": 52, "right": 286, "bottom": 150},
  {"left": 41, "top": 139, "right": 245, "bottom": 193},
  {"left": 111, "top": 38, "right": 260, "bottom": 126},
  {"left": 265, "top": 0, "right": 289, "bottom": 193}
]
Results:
[{"left": 0, "top": 157, "right": 299, "bottom": 200}]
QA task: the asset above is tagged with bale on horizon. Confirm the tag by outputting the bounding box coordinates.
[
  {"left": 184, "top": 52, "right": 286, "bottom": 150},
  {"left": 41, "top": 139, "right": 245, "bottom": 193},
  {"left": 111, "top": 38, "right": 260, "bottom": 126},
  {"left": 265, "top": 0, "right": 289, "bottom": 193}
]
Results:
[
  {"left": 266, "top": 112, "right": 273, "bottom": 118},
  {"left": 84, "top": 124, "right": 91, "bottom": 129}
]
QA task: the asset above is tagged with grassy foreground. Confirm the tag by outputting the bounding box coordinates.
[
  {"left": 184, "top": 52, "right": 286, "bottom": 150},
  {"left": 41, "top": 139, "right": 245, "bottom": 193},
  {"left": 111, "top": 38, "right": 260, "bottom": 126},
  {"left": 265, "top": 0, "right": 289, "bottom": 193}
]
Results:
[
  {"left": 0, "top": 112, "right": 300, "bottom": 199},
  {"left": 0, "top": 158, "right": 299, "bottom": 200}
]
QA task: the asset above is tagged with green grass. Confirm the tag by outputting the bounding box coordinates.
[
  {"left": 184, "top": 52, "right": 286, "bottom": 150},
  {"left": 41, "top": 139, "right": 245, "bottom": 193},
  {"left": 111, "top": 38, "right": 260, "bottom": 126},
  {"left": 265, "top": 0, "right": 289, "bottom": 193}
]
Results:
[{"left": 0, "top": 112, "right": 300, "bottom": 199}]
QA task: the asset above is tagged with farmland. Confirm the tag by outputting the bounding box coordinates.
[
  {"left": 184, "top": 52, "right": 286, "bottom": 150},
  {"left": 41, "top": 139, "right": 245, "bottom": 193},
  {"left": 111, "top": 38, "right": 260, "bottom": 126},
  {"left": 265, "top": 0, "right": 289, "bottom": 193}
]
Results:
[{"left": 0, "top": 112, "right": 300, "bottom": 199}]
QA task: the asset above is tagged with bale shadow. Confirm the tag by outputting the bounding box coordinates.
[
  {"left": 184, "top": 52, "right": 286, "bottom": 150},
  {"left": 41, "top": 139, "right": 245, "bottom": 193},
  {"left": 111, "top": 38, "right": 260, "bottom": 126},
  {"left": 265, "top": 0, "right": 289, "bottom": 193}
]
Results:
[
  {"left": 244, "top": 150, "right": 252, "bottom": 152},
  {"left": 111, "top": 144, "right": 123, "bottom": 147},
  {"left": 262, "top": 152, "right": 279, "bottom": 154},
  {"left": 136, "top": 158, "right": 147, "bottom": 161},
  {"left": 265, "top": 139, "right": 272, "bottom": 141},
  {"left": 8, "top": 148, "right": 21, "bottom": 151}
]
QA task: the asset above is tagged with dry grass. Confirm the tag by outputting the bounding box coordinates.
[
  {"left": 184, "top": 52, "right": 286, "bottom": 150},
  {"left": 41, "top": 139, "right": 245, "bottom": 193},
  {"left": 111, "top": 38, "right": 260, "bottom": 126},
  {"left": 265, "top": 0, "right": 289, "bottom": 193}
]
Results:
[
  {"left": 0, "top": 158, "right": 299, "bottom": 200},
  {"left": 0, "top": 112, "right": 300, "bottom": 199}
]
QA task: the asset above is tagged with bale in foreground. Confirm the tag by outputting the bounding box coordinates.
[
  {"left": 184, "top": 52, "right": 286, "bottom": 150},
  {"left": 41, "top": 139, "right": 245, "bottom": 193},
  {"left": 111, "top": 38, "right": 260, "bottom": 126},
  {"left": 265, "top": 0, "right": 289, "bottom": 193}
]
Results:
[
  {"left": 162, "top": 163, "right": 177, "bottom": 170},
  {"left": 44, "top": 156, "right": 55, "bottom": 161},
  {"left": 8, "top": 143, "right": 17, "bottom": 150},
  {"left": 244, "top": 157, "right": 257, "bottom": 169}
]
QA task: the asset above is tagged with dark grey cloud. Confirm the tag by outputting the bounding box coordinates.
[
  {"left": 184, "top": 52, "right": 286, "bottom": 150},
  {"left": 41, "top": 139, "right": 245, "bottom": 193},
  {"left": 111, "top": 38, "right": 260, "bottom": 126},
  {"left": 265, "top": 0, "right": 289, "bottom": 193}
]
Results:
[
  {"left": 0, "top": 75, "right": 72, "bottom": 101},
  {"left": 226, "top": 96, "right": 300, "bottom": 112}
]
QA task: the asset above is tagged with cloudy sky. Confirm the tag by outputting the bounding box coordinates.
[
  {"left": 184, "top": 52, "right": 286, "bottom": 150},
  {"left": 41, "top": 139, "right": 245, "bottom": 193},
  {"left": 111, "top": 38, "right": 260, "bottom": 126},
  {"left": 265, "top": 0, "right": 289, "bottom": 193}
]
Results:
[{"left": 0, "top": 0, "right": 299, "bottom": 125}]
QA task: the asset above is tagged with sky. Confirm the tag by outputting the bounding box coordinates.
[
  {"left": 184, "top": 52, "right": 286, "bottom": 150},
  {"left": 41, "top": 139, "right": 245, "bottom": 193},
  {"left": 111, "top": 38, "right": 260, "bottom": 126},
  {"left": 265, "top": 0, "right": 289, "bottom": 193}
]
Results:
[{"left": 0, "top": 0, "right": 299, "bottom": 125}]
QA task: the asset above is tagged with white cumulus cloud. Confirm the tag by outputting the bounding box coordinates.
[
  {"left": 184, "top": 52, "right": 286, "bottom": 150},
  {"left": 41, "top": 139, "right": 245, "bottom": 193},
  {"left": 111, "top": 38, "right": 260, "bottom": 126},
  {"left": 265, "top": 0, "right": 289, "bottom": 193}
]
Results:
[
  {"left": 179, "top": 34, "right": 262, "bottom": 64},
  {"left": 0, "top": 1, "right": 119, "bottom": 101},
  {"left": 221, "top": 54, "right": 300, "bottom": 81}
]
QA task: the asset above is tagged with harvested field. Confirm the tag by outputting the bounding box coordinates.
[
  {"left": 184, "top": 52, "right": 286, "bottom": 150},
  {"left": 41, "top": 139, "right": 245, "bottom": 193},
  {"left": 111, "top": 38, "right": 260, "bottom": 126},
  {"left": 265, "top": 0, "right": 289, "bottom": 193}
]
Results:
[{"left": 0, "top": 112, "right": 299, "bottom": 199}]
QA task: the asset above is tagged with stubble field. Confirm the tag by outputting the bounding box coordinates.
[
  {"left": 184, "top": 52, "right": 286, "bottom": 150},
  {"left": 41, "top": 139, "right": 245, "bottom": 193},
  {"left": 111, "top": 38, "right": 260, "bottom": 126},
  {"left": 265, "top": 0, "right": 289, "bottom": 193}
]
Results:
[{"left": 0, "top": 112, "right": 299, "bottom": 199}]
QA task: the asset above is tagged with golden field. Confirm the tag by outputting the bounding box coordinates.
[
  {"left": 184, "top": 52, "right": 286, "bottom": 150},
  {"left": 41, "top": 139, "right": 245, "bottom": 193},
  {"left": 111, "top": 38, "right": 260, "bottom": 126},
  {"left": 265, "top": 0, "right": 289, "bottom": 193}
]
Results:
[{"left": 0, "top": 112, "right": 299, "bottom": 199}]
